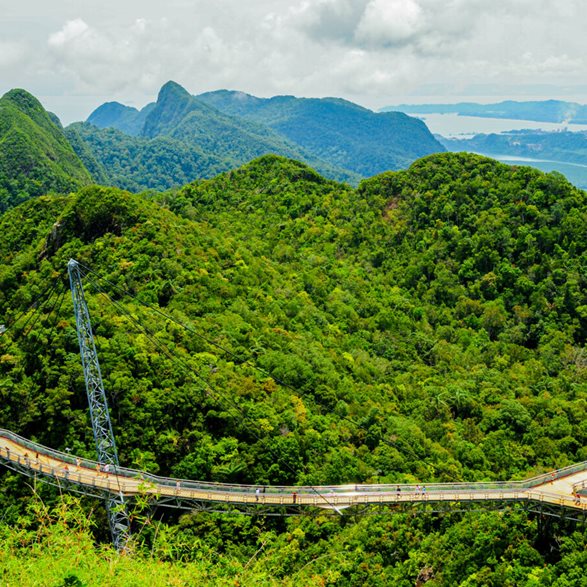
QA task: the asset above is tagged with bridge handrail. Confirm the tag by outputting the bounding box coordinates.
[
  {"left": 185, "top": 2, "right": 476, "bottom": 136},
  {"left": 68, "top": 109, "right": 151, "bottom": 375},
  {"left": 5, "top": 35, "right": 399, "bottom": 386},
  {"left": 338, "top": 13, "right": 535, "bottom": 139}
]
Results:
[{"left": 1, "top": 428, "right": 586, "bottom": 497}]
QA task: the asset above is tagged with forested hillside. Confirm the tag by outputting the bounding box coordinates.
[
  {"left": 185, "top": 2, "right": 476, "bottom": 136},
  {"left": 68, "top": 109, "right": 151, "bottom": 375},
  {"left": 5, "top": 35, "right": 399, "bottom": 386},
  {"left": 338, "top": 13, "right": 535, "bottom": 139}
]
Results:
[
  {"left": 0, "top": 153, "right": 586, "bottom": 584},
  {"left": 65, "top": 122, "right": 232, "bottom": 192},
  {"left": 76, "top": 82, "right": 360, "bottom": 189},
  {"left": 0, "top": 89, "right": 92, "bottom": 212},
  {"left": 197, "top": 89, "right": 445, "bottom": 176},
  {"left": 81, "top": 81, "right": 444, "bottom": 191}
]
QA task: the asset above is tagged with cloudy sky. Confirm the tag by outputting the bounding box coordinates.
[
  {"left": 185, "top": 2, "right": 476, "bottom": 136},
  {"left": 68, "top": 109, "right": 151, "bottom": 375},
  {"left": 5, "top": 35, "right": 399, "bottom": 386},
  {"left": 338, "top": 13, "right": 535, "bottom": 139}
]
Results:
[{"left": 2, "top": 0, "right": 587, "bottom": 123}]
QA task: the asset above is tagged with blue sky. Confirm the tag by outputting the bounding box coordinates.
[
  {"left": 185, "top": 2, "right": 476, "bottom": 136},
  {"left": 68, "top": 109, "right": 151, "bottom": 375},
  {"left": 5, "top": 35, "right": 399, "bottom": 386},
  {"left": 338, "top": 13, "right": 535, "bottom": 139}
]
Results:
[{"left": 1, "top": 0, "right": 586, "bottom": 123}]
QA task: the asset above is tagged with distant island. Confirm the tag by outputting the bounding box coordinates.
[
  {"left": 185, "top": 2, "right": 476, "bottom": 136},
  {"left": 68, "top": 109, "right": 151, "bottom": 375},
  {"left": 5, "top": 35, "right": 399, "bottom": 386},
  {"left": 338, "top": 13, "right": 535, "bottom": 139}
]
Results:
[
  {"left": 439, "top": 129, "right": 587, "bottom": 189},
  {"left": 381, "top": 99, "right": 587, "bottom": 125}
]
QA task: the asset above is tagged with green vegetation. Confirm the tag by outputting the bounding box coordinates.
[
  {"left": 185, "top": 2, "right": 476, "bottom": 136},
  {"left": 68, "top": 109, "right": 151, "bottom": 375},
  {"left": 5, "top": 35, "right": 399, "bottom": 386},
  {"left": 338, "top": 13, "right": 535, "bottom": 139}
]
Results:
[
  {"left": 0, "top": 89, "right": 92, "bottom": 213},
  {"left": 79, "top": 81, "right": 442, "bottom": 191},
  {"left": 3, "top": 494, "right": 587, "bottom": 586},
  {"left": 65, "top": 122, "right": 231, "bottom": 192},
  {"left": 0, "top": 152, "right": 586, "bottom": 583}
]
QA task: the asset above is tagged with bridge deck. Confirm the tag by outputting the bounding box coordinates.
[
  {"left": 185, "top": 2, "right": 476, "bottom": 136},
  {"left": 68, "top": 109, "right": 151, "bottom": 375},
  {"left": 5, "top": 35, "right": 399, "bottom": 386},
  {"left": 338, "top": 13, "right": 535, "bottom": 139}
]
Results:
[{"left": 1, "top": 429, "right": 586, "bottom": 513}]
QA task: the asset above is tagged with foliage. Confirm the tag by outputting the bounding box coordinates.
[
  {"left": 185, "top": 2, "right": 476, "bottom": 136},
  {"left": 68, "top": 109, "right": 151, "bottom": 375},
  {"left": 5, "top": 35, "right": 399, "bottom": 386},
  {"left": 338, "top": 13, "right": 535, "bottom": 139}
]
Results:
[
  {"left": 0, "top": 152, "right": 586, "bottom": 583},
  {"left": 65, "top": 122, "right": 231, "bottom": 192},
  {"left": 3, "top": 495, "right": 587, "bottom": 586}
]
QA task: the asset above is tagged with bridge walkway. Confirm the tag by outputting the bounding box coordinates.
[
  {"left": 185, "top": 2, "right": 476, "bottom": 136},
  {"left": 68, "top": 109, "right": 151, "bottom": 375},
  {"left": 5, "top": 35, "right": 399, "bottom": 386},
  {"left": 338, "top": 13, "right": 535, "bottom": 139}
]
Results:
[{"left": 1, "top": 428, "right": 586, "bottom": 513}]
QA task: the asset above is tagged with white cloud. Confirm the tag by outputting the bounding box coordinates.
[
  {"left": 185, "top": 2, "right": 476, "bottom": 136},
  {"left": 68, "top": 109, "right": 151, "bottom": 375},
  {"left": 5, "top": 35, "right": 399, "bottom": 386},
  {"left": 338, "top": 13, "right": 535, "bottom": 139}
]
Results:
[
  {"left": 46, "top": 18, "right": 170, "bottom": 94},
  {"left": 355, "top": 0, "right": 423, "bottom": 47},
  {"left": 48, "top": 19, "right": 89, "bottom": 47},
  {"left": 1, "top": 0, "right": 587, "bottom": 122},
  {"left": 288, "top": 0, "right": 367, "bottom": 43}
]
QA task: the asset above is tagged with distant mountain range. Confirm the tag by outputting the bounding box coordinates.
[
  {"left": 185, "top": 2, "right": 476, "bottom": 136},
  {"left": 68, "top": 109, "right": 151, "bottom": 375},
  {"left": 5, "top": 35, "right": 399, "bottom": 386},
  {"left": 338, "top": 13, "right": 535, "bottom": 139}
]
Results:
[
  {"left": 81, "top": 81, "right": 444, "bottom": 190},
  {"left": 6, "top": 85, "right": 587, "bottom": 213},
  {"left": 196, "top": 90, "right": 441, "bottom": 177},
  {"left": 382, "top": 100, "right": 587, "bottom": 125},
  {"left": 0, "top": 83, "right": 448, "bottom": 208}
]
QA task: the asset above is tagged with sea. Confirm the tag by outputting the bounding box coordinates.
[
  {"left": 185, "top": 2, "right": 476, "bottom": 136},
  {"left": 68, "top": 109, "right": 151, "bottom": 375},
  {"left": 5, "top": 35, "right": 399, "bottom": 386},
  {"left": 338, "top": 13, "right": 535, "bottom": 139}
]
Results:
[{"left": 415, "top": 113, "right": 587, "bottom": 189}]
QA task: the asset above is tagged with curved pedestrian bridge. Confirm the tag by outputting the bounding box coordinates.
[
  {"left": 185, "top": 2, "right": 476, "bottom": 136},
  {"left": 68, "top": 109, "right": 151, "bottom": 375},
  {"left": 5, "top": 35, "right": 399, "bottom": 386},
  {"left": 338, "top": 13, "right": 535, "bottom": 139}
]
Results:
[{"left": 1, "top": 428, "right": 586, "bottom": 515}]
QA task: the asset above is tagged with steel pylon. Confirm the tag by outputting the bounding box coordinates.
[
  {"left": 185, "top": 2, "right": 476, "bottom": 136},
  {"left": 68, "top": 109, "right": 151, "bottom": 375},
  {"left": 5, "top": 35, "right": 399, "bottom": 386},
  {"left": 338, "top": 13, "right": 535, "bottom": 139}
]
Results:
[{"left": 68, "top": 259, "right": 130, "bottom": 551}]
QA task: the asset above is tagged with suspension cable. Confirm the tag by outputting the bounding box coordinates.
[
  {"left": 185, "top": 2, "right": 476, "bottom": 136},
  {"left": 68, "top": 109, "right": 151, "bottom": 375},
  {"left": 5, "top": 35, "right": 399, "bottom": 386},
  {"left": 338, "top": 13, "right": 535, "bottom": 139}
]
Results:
[{"left": 1, "top": 280, "right": 58, "bottom": 335}]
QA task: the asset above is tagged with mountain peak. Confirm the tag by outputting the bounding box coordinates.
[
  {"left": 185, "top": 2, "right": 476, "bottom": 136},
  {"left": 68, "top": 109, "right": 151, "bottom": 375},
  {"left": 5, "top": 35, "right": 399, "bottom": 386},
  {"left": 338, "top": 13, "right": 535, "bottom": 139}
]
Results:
[
  {"left": 157, "top": 81, "right": 192, "bottom": 104},
  {"left": 142, "top": 81, "right": 200, "bottom": 139},
  {"left": 2, "top": 88, "right": 51, "bottom": 125},
  {"left": 86, "top": 101, "right": 154, "bottom": 136}
]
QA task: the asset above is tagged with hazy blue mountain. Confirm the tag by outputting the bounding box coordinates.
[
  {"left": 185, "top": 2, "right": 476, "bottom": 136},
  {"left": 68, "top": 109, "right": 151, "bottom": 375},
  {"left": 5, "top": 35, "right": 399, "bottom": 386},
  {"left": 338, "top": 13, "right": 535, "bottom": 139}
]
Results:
[
  {"left": 87, "top": 101, "right": 155, "bottom": 136},
  {"left": 142, "top": 82, "right": 314, "bottom": 165},
  {"left": 382, "top": 100, "right": 587, "bottom": 124},
  {"left": 440, "top": 129, "right": 587, "bottom": 163},
  {"left": 84, "top": 81, "right": 444, "bottom": 184},
  {"left": 197, "top": 89, "right": 445, "bottom": 177}
]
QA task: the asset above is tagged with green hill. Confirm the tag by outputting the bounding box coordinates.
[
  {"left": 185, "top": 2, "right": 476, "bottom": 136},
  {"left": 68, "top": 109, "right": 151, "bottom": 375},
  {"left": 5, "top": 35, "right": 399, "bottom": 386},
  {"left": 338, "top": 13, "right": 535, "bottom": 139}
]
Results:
[
  {"left": 0, "top": 89, "right": 93, "bottom": 213},
  {"left": 143, "top": 82, "right": 352, "bottom": 175},
  {"left": 82, "top": 81, "right": 446, "bottom": 189},
  {"left": 197, "top": 89, "right": 445, "bottom": 176},
  {"left": 0, "top": 153, "right": 586, "bottom": 584}
]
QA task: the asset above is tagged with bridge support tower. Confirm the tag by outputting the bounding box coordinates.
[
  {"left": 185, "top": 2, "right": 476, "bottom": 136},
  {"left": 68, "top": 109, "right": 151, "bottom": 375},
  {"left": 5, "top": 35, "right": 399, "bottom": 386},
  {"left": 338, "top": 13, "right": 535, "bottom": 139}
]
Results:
[{"left": 68, "top": 259, "right": 130, "bottom": 551}]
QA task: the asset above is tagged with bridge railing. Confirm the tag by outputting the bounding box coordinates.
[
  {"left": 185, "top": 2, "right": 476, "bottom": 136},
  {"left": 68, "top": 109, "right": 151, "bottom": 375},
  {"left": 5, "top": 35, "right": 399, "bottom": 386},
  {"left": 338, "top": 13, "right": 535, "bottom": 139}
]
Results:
[{"left": 1, "top": 428, "right": 586, "bottom": 499}]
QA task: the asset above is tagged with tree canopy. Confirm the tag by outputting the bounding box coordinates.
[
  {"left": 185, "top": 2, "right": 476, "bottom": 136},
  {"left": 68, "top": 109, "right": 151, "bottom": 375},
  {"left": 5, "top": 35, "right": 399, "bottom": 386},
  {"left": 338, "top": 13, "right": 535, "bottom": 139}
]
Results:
[{"left": 0, "top": 152, "right": 586, "bottom": 584}]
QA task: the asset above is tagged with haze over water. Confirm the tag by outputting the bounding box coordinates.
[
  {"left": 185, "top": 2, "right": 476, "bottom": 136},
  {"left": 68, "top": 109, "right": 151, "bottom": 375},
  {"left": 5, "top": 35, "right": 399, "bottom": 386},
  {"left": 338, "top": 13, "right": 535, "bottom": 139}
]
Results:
[{"left": 415, "top": 113, "right": 587, "bottom": 138}]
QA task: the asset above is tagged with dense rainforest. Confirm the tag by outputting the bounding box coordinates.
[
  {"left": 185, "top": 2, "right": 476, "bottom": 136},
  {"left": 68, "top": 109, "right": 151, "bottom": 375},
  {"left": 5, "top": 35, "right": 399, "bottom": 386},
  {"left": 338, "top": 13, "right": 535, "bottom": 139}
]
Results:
[{"left": 0, "top": 151, "right": 586, "bottom": 585}]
